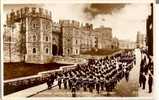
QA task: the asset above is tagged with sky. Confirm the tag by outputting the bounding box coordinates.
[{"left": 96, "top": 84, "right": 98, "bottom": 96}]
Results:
[{"left": 3, "top": 3, "right": 151, "bottom": 42}]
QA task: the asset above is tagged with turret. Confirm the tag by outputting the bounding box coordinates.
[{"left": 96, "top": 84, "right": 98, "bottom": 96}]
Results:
[{"left": 6, "top": 7, "right": 53, "bottom": 27}]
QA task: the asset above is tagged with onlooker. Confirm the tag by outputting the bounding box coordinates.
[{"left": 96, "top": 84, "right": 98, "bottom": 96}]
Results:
[{"left": 148, "top": 74, "right": 153, "bottom": 93}]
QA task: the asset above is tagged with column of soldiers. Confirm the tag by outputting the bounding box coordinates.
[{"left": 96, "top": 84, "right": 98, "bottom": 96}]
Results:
[
  {"left": 139, "top": 49, "right": 153, "bottom": 93},
  {"left": 46, "top": 51, "right": 135, "bottom": 97}
]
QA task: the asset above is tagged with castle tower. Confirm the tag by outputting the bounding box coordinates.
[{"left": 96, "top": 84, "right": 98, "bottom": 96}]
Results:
[
  {"left": 5, "top": 7, "right": 53, "bottom": 64},
  {"left": 25, "top": 7, "right": 53, "bottom": 63},
  {"left": 60, "top": 20, "right": 81, "bottom": 56}
]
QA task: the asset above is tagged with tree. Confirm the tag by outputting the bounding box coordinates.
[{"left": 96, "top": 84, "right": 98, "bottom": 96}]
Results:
[{"left": 19, "top": 18, "right": 27, "bottom": 62}]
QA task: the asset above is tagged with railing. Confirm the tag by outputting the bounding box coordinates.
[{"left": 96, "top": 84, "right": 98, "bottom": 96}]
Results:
[{"left": 4, "top": 64, "right": 77, "bottom": 95}]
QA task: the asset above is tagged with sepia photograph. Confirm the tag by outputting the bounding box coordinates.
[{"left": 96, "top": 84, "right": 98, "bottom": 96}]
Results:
[{"left": 2, "top": 1, "right": 154, "bottom": 99}]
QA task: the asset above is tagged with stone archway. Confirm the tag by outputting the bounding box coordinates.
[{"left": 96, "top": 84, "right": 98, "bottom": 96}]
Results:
[{"left": 52, "top": 44, "right": 58, "bottom": 55}]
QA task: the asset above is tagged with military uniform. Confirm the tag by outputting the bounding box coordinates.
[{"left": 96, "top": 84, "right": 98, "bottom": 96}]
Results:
[
  {"left": 71, "top": 83, "right": 76, "bottom": 97},
  {"left": 100, "top": 77, "right": 104, "bottom": 91},
  {"left": 69, "top": 76, "right": 73, "bottom": 89},
  {"left": 96, "top": 78, "right": 100, "bottom": 94},
  {"left": 57, "top": 76, "right": 62, "bottom": 89},
  {"left": 63, "top": 75, "right": 68, "bottom": 89},
  {"left": 46, "top": 78, "right": 52, "bottom": 89},
  {"left": 88, "top": 77, "right": 95, "bottom": 92},
  {"left": 83, "top": 77, "right": 88, "bottom": 91}
]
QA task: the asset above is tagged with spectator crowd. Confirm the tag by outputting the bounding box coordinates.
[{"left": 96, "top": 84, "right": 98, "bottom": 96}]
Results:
[{"left": 139, "top": 49, "right": 153, "bottom": 93}]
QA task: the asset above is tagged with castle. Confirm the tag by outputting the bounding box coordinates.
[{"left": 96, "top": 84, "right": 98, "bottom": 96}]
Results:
[{"left": 3, "top": 7, "right": 118, "bottom": 64}]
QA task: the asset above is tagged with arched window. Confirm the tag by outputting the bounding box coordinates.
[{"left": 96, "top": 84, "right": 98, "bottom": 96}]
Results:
[
  {"left": 68, "top": 49, "right": 70, "bottom": 54},
  {"left": 76, "top": 49, "right": 78, "bottom": 54},
  {"left": 46, "top": 36, "right": 49, "bottom": 41},
  {"left": 53, "top": 37, "right": 55, "bottom": 41},
  {"left": 33, "top": 48, "right": 36, "bottom": 54},
  {"left": 46, "top": 48, "right": 49, "bottom": 54},
  {"left": 76, "top": 40, "right": 78, "bottom": 44},
  {"left": 33, "top": 23, "right": 36, "bottom": 28}
]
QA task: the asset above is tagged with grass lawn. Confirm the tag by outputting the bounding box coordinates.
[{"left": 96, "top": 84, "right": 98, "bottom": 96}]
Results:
[
  {"left": 81, "top": 48, "right": 121, "bottom": 56},
  {"left": 4, "top": 62, "right": 71, "bottom": 80}
]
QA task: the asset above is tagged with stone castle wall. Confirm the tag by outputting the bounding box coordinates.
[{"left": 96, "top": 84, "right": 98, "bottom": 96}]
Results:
[{"left": 4, "top": 7, "right": 115, "bottom": 64}]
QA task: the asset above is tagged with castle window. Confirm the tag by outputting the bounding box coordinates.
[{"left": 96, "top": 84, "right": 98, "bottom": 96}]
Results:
[
  {"left": 68, "top": 49, "right": 70, "bottom": 54},
  {"left": 76, "top": 49, "right": 78, "bottom": 54},
  {"left": 76, "top": 40, "right": 78, "bottom": 44},
  {"left": 33, "top": 48, "right": 36, "bottom": 54},
  {"left": 53, "top": 37, "right": 55, "bottom": 41},
  {"left": 33, "top": 23, "right": 36, "bottom": 28},
  {"left": 46, "top": 36, "right": 49, "bottom": 41},
  {"left": 33, "top": 35, "right": 36, "bottom": 41},
  {"left": 46, "top": 48, "right": 49, "bottom": 54},
  {"left": 46, "top": 24, "right": 48, "bottom": 29}
]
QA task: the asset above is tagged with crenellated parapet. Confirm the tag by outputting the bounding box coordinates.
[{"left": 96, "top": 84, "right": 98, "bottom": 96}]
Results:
[
  {"left": 59, "top": 20, "right": 80, "bottom": 28},
  {"left": 6, "top": 7, "right": 52, "bottom": 26},
  {"left": 84, "top": 23, "right": 93, "bottom": 30},
  {"left": 52, "top": 22, "right": 61, "bottom": 33}
]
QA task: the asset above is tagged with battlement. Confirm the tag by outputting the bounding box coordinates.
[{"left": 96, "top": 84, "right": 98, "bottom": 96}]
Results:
[
  {"left": 81, "top": 23, "right": 93, "bottom": 31},
  {"left": 6, "top": 7, "right": 52, "bottom": 26},
  {"left": 94, "top": 26, "right": 112, "bottom": 32},
  {"left": 59, "top": 20, "right": 80, "bottom": 28},
  {"left": 52, "top": 22, "right": 61, "bottom": 32}
]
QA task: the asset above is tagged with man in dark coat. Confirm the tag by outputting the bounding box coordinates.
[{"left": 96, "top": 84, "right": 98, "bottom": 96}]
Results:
[
  {"left": 125, "top": 69, "right": 129, "bottom": 82},
  {"left": 142, "top": 73, "right": 146, "bottom": 90},
  {"left": 148, "top": 74, "right": 153, "bottom": 93},
  {"left": 139, "top": 72, "right": 143, "bottom": 87},
  {"left": 46, "top": 78, "right": 52, "bottom": 89}
]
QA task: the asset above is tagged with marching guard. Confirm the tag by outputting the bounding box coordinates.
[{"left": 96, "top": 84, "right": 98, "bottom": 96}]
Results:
[{"left": 57, "top": 75, "right": 62, "bottom": 89}]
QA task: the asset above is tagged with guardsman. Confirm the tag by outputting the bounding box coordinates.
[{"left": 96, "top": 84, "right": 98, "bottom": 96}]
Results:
[
  {"left": 86, "top": 76, "right": 89, "bottom": 91},
  {"left": 76, "top": 75, "right": 81, "bottom": 90},
  {"left": 71, "top": 82, "right": 76, "bottom": 97},
  {"left": 63, "top": 74, "right": 68, "bottom": 89},
  {"left": 104, "top": 78, "right": 109, "bottom": 92},
  {"left": 92, "top": 77, "right": 96, "bottom": 90},
  {"left": 69, "top": 75, "right": 73, "bottom": 90},
  {"left": 79, "top": 75, "right": 83, "bottom": 89},
  {"left": 88, "top": 75, "right": 94, "bottom": 92},
  {"left": 46, "top": 77, "right": 52, "bottom": 89},
  {"left": 96, "top": 77, "right": 100, "bottom": 94},
  {"left": 57, "top": 75, "right": 62, "bottom": 89},
  {"left": 83, "top": 75, "right": 87, "bottom": 91},
  {"left": 148, "top": 74, "right": 153, "bottom": 93},
  {"left": 100, "top": 76, "right": 104, "bottom": 91},
  {"left": 50, "top": 74, "right": 55, "bottom": 85}
]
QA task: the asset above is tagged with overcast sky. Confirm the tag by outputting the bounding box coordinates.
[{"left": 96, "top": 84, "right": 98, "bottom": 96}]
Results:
[{"left": 3, "top": 3, "right": 151, "bottom": 42}]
